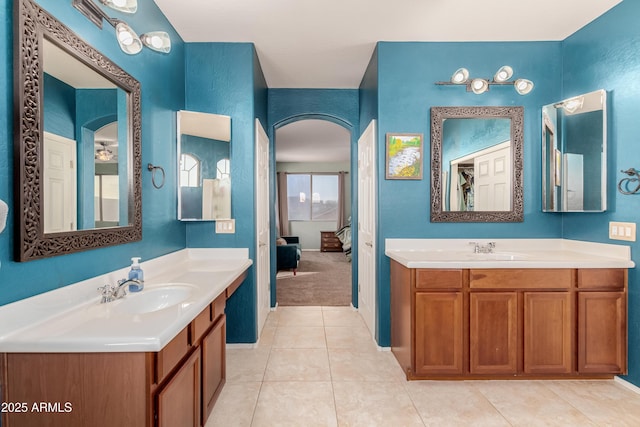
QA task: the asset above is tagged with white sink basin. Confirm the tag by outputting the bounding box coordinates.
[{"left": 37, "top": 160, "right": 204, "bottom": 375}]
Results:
[
  {"left": 466, "top": 252, "right": 529, "bottom": 261},
  {"left": 114, "top": 284, "right": 195, "bottom": 314}
]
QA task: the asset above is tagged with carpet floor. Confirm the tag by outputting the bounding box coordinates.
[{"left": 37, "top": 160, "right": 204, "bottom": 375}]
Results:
[{"left": 276, "top": 251, "right": 352, "bottom": 306}]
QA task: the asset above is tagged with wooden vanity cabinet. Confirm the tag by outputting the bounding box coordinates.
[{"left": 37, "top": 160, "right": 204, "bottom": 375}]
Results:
[
  {"left": 157, "top": 347, "right": 201, "bottom": 427},
  {"left": 523, "top": 291, "right": 573, "bottom": 374},
  {"left": 1, "top": 288, "right": 236, "bottom": 427},
  {"left": 469, "top": 269, "right": 574, "bottom": 376},
  {"left": 469, "top": 291, "right": 518, "bottom": 374},
  {"left": 201, "top": 314, "right": 226, "bottom": 423},
  {"left": 577, "top": 269, "right": 627, "bottom": 374},
  {"left": 390, "top": 266, "right": 465, "bottom": 376},
  {"left": 390, "top": 262, "right": 627, "bottom": 380}
]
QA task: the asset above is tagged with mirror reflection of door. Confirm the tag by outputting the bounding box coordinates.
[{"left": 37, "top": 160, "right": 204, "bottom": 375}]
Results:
[
  {"left": 443, "top": 118, "right": 512, "bottom": 212},
  {"left": 43, "top": 132, "right": 77, "bottom": 233}
]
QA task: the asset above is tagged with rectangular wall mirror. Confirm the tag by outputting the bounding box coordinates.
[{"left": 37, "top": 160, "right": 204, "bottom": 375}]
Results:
[
  {"left": 542, "top": 89, "right": 607, "bottom": 212},
  {"left": 15, "top": 0, "right": 142, "bottom": 261},
  {"left": 177, "top": 110, "right": 232, "bottom": 221},
  {"left": 431, "top": 106, "right": 524, "bottom": 222},
  {"left": 43, "top": 39, "right": 130, "bottom": 232}
]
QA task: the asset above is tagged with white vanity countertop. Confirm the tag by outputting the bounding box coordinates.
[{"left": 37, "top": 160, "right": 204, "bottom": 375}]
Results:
[
  {"left": 0, "top": 249, "right": 252, "bottom": 353},
  {"left": 385, "top": 239, "right": 635, "bottom": 269}
]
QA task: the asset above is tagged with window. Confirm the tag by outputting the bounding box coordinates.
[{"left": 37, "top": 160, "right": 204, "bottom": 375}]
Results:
[
  {"left": 216, "top": 158, "right": 230, "bottom": 179},
  {"left": 287, "top": 174, "right": 339, "bottom": 221},
  {"left": 180, "top": 153, "right": 200, "bottom": 187}
]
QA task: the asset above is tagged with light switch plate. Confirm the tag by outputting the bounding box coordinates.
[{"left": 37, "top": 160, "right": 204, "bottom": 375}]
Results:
[
  {"left": 215, "top": 219, "right": 235, "bottom": 234},
  {"left": 609, "top": 221, "right": 636, "bottom": 241}
]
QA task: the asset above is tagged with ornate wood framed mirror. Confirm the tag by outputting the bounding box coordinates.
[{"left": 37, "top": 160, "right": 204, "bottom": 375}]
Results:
[
  {"left": 14, "top": 0, "right": 142, "bottom": 261},
  {"left": 430, "top": 106, "right": 524, "bottom": 222}
]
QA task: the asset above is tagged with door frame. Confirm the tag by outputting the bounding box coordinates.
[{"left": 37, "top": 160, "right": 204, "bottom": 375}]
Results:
[{"left": 268, "top": 114, "right": 357, "bottom": 309}]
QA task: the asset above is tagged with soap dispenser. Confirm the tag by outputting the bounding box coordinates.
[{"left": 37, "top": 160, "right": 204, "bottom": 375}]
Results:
[{"left": 128, "top": 257, "right": 144, "bottom": 292}]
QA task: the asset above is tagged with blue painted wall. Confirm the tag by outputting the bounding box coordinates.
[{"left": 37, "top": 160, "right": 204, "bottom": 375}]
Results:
[
  {"left": 371, "top": 41, "right": 563, "bottom": 346},
  {"left": 359, "top": 45, "right": 378, "bottom": 136},
  {"left": 43, "top": 74, "right": 76, "bottom": 138},
  {"left": 267, "top": 89, "right": 360, "bottom": 308},
  {"left": 0, "top": 0, "right": 186, "bottom": 305},
  {"left": 560, "top": 0, "right": 640, "bottom": 385},
  {"left": 184, "top": 42, "right": 268, "bottom": 343}
]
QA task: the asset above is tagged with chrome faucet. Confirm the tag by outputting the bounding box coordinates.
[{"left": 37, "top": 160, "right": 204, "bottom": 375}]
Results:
[
  {"left": 97, "top": 279, "right": 142, "bottom": 303},
  {"left": 469, "top": 241, "right": 496, "bottom": 254}
]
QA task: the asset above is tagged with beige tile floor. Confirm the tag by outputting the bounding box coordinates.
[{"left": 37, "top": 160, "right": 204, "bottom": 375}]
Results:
[{"left": 206, "top": 306, "right": 640, "bottom": 427}]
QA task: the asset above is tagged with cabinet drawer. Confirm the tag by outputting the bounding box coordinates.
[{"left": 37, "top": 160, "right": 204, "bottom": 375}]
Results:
[
  {"left": 191, "top": 304, "right": 212, "bottom": 344},
  {"left": 157, "top": 327, "right": 190, "bottom": 383},
  {"left": 212, "top": 294, "right": 226, "bottom": 322},
  {"left": 415, "top": 269, "right": 463, "bottom": 289},
  {"left": 470, "top": 269, "right": 572, "bottom": 289},
  {"left": 323, "top": 241, "right": 342, "bottom": 248},
  {"left": 578, "top": 269, "right": 625, "bottom": 290}
]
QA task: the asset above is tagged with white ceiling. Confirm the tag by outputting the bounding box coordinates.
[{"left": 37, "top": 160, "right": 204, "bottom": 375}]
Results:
[{"left": 154, "top": 0, "right": 621, "bottom": 162}]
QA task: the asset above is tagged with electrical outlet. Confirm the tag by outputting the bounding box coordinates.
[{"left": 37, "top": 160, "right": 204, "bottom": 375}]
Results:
[
  {"left": 215, "top": 219, "right": 235, "bottom": 234},
  {"left": 609, "top": 221, "right": 636, "bottom": 242}
]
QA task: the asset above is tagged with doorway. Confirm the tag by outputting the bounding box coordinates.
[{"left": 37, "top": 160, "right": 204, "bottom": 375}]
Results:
[{"left": 273, "top": 119, "right": 353, "bottom": 307}]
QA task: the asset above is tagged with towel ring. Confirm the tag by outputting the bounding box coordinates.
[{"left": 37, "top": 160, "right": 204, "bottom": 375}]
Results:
[
  {"left": 618, "top": 168, "right": 640, "bottom": 195},
  {"left": 147, "top": 163, "right": 166, "bottom": 189}
]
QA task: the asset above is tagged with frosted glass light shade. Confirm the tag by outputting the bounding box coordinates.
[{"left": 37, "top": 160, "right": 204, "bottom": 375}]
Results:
[
  {"left": 471, "top": 78, "right": 489, "bottom": 94},
  {"left": 514, "top": 79, "right": 534, "bottom": 95},
  {"left": 450, "top": 68, "right": 469, "bottom": 84},
  {"left": 101, "top": 0, "right": 137, "bottom": 14},
  {"left": 494, "top": 65, "right": 513, "bottom": 83},
  {"left": 141, "top": 32, "right": 172, "bottom": 53},
  {"left": 115, "top": 21, "right": 142, "bottom": 54}
]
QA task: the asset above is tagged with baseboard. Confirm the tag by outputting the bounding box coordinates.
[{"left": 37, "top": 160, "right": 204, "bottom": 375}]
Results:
[
  {"left": 226, "top": 343, "right": 258, "bottom": 349},
  {"left": 615, "top": 376, "right": 640, "bottom": 394}
]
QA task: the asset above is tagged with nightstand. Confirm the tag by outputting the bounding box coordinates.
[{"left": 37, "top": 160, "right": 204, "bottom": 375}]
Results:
[{"left": 320, "top": 231, "right": 343, "bottom": 252}]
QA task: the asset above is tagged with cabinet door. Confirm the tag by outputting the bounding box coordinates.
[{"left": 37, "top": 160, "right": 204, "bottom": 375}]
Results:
[
  {"left": 414, "top": 292, "right": 463, "bottom": 375},
  {"left": 202, "top": 315, "right": 226, "bottom": 424},
  {"left": 157, "top": 348, "right": 201, "bottom": 427},
  {"left": 470, "top": 292, "right": 518, "bottom": 374},
  {"left": 524, "top": 292, "right": 573, "bottom": 374},
  {"left": 578, "top": 291, "right": 627, "bottom": 374}
]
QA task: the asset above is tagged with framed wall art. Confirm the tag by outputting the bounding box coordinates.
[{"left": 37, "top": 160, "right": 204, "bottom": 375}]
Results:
[{"left": 386, "top": 133, "right": 423, "bottom": 179}]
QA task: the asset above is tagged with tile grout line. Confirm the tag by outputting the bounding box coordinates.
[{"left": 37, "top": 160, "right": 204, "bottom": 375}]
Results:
[
  {"left": 249, "top": 310, "right": 278, "bottom": 427},
  {"left": 323, "top": 306, "right": 341, "bottom": 427},
  {"left": 469, "top": 382, "right": 516, "bottom": 427}
]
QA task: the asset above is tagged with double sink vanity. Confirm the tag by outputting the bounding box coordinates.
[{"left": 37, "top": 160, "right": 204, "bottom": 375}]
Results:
[
  {"left": 0, "top": 249, "right": 251, "bottom": 427},
  {"left": 387, "top": 239, "right": 634, "bottom": 380}
]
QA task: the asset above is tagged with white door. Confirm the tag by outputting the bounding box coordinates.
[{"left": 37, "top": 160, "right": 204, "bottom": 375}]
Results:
[
  {"left": 563, "top": 153, "right": 584, "bottom": 211},
  {"left": 255, "top": 119, "right": 271, "bottom": 336},
  {"left": 358, "top": 120, "right": 376, "bottom": 337},
  {"left": 474, "top": 145, "right": 511, "bottom": 211},
  {"left": 43, "top": 132, "right": 77, "bottom": 233}
]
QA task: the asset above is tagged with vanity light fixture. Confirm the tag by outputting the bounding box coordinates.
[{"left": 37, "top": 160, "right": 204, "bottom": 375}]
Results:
[
  {"left": 450, "top": 68, "right": 469, "bottom": 84},
  {"left": 493, "top": 65, "right": 513, "bottom": 83},
  {"left": 436, "top": 65, "right": 534, "bottom": 95},
  {"left": 470, "top": 78, "right": 489, "bottom": 94},
  {"left": 101, "top": 0, "right": 137, "bottom": 14},
  {"left": 554, "top": 95, "right": 584, "bottom": 113},
  {"left": 514, "top": 79, "right": 534, "bottom": 95},
  {"left": 72, "top": 0, "right": 171, "bottom": 55}
]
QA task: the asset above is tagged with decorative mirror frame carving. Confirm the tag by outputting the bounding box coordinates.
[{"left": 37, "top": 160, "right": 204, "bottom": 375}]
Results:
[
  {"left": 14, "top": 0, "right": 142, "bottom": 261},
  {"left": 430, "top": 106, "right": 524, "bottom": 223}
]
